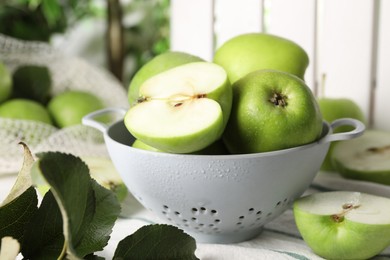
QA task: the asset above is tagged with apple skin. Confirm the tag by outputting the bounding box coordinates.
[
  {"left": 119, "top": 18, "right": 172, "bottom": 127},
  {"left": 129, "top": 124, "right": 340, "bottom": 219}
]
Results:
[
  {"left": 0, "top": 62, "right": 12, "bottom": 104},
  {"left": 0, "top": 98, "right": 52, "bottom": 125},
  {"left": 132, "top": 139, "right": 229, "bottom": 155},
  {"left": 294, "top": 192, "right": 390, "bottom": 260},
  {"left": 128, "top": 51, "right": 203, "bottom": 105},
  {"left": 48, "top": 91, "right": 105, "bottom": 128},
  {"left": 223, "top": 69, "right": 323, "bottom": 154},
  {"left": 318, "top": 98, "right": 366, "bottom": 171},
  {"left": 213, "top": 33, "right": 309, "bottom": 84},
  {"left": 331, "top": 130, "right": 390, "bottom": 185}
]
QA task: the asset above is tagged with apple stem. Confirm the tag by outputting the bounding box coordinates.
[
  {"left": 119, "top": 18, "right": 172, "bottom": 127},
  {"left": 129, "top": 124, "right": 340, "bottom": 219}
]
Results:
[
  {"left": 331, "top": 203, "right": 360, "bottom": 223},
  {"left": 269, "top": 92, "right": 288, "bottom": 107}
]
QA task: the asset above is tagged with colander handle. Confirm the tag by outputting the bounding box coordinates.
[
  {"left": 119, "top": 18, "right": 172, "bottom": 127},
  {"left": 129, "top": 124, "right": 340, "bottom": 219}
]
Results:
[
  {"left": 82, "top": 107, "right": 127, "bottom": 133},
  {"left": 320, "top": 118, "right": 365, "bottom": 144}
]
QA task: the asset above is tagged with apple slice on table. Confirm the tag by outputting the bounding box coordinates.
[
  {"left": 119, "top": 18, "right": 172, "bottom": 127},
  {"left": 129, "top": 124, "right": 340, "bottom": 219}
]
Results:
[
  {"left": 125, "top": 62, "right": 232, "bottom": 154},
  {"left": 331, "top": 130, "right": 390, "bottom": 185},
  {"left": 294, "top": 191, "right": 390, "bottom": 260}
]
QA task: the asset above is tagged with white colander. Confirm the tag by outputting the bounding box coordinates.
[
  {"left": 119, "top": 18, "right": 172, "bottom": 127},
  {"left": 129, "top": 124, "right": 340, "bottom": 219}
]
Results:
[{"left": 83, "top": 108, "right": 365, "bottom": 244}]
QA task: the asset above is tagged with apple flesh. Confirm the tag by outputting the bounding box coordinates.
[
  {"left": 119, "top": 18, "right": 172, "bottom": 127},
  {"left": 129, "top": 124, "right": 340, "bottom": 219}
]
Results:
[
  {"left": 223, "top": 70, "right": 323, "bottom": 154},
  {"left": 294, "top": 191, "right": 390, "bottom": 260},
  {"left": 214, "top": 33, "right": 309, "bottom": 84},
  {"left": 128, "top": 51, "right": 203, "bottom": 105},
  {"left": 318, "top": 98, "right": 366, "bottom": 171},
  {"left": 331, "top": 130, "right": 390, "bottom": 185},
  {"left": 125, "top": 62, "right": 232, "bottom": 154}
]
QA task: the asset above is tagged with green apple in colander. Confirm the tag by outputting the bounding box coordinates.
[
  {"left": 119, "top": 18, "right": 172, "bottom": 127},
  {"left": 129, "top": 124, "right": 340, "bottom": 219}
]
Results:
[
  {"left": 294, "top": 191, "right": 390, "bottom": 260},
  {"left": 124, "top": 62, "right": 232, "bottom": 154},
  {"left": 132, "top": 139, "right": 229, "bottom": 155},
  {"left": 223, "top": 69, "right": 323, "bottom": 154},
  {"left": 331, "top": 130, "right": 390, "bottom": 185},
  {"left": 213, "top": 33, "right": 309, "bottom": 84}
]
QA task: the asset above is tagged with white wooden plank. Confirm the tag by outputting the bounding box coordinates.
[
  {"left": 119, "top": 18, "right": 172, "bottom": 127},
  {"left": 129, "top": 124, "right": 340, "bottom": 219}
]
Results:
[
  {"left": 170, "top": 0, "right": 214, "bottom": 61},
  {"left": 317, "top": 0, "right": 375, "bottom": 121},
  {"left": 374, "top": 0, "right": 390, "bottom": 130},
  {"left": 265, "top": 0, "right": 317, "bottom": 92},
  {"left": 214, "top": 0, "right": 263, "bottom": 49}
]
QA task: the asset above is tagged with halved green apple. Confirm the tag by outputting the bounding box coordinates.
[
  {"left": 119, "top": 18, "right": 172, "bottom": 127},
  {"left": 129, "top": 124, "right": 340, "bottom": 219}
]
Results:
[
  {"left": 132, "top": 139, "right": 229, "bottom": 155},
  {"left": 124, "top": 62, "right": 232, "bottom": 154},
  {"left": 331, "top": 130, "right": 390, "bottom": 185},
  {"left": 294, "top": 191, "right": 390, "bottom": 260}
]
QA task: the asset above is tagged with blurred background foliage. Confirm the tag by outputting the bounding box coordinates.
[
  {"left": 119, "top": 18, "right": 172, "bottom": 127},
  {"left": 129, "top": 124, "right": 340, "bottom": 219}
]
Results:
[{"left": 0, "top": 0, "right": 170, "bottom": 86}]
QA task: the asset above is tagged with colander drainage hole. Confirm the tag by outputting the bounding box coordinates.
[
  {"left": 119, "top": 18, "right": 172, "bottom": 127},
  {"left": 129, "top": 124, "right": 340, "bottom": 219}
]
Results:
[
  {"left": 192, "top": 207, "right": 218, "bottom": 215},
  {"left": 239, "top": 216, "right": 245, "bottom": 219},
  {"left": 276, "top": 201, "right": 282, "bottom": 207}
]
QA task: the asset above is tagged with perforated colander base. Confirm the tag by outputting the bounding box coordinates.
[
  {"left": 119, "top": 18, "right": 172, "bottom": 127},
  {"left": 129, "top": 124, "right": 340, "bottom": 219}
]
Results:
[{"left": 144, "top": 196, "right": 293, "bottom": 243}]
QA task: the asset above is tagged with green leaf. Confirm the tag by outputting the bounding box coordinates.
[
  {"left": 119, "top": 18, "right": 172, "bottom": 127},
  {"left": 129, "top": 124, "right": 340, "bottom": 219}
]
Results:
[
  {"left": 113, "top": 224, "right": 199, "bottom": 260},
  {"left": 0, "top": 187, "right": 37, "bottom": 243},
  {"left": 21, "top": 191, "right": 65, "bottom": 259},
  {"left": 1, "top": 142, "right": 34, "bottom": 206},
  {"left": 35, "top": 152, "right": 120, "bottom": 258},
  {"left": 0, "top": 143, "right": 37, "bottom": 243},
  {"left": 37, "top": 152, "right": 92, "bottom": 257},
  {"left": 74, "top": 180, "right": 121, "bottom": 256}
]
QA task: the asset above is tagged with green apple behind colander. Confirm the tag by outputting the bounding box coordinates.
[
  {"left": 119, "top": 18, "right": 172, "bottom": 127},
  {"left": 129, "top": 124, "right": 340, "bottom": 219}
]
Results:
[{"left": 83, "top": 108, "right": 364, "bottom": 243}]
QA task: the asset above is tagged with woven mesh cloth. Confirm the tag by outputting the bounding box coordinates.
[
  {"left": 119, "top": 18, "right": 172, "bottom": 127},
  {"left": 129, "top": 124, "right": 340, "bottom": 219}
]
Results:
[{"left": 0, "top": 34, "right": 129, "bottom": 174}]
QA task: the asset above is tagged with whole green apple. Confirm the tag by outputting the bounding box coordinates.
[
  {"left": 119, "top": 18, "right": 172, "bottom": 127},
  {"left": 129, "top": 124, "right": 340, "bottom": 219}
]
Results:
[
  {"left": 128, "top": 51, "right": 203, "bottom": 106},
  {"left": 213, "top": 33, "right": 309, "bottom": 84},
  {"left": 125, "top": 62, "right": 232, "bottom": 154},
  {"left": 318, "top": 98, "right": 366, "bottom": 171},
  {"left": 0, "top": 61, "right": 12, "bottom": 104},
  {"left": 223, "top": 70, "right": 323, "bottom": 154},
  {"left": 48, "top": 90, "right": 105, "bottom": 128},
  {"left": 0, "top": 98, "right": 52, "bottom": 125},
  {"left": 332, "top": 130, "right": 390, "bottom": 185},
  {"left": 294, "top": 191, "right": 390, "bottom": 260}
]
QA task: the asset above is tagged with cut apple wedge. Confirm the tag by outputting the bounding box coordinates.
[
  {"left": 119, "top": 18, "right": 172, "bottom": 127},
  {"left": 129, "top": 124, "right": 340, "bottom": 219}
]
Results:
[
  {"left": 294, "top": 191, "right": 390, "bottom": 260},
  {"left": 124, "top": 62, "right": 232, "bottom": 154},
  {"left": 332, "top": 130, "right": 390, "bottom": 185}
]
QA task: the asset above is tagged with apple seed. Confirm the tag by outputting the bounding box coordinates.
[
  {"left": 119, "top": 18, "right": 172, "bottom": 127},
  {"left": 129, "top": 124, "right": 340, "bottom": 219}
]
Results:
[
  {"left": 331, "top": 203, "right": 361, "bottom": 223},
  {"left": 269, "top": 92, "right": 288, "bottom": 107}
]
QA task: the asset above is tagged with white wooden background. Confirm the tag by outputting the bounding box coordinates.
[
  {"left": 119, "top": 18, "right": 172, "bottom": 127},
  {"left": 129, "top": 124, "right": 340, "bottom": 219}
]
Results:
[{"left": 170, "top": 0, "right": 390, "bottom": 130}]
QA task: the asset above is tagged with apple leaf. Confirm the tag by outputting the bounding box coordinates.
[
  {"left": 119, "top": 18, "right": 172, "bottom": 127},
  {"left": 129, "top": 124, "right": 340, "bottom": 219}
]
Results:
[
  {"left": 1, "top": 142, "right": 34, "bottom": 206},
  {"left": 74, "top": 180, "right": 121, "bottom": 256},
  {"left": 0, "top": 187, "right": 37, "bottom": 245},
  {"left": 0, "top": 143, "right": 38, "bottom": 244},
  {"left": 34, "top": 152, "right": 121, "bottom": 258},
  {"left": 21, "top": 190, "right": 65, "bottom": 259},
  {"left": 113, "top": 224, "right": 199, "bottom": 260}
]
